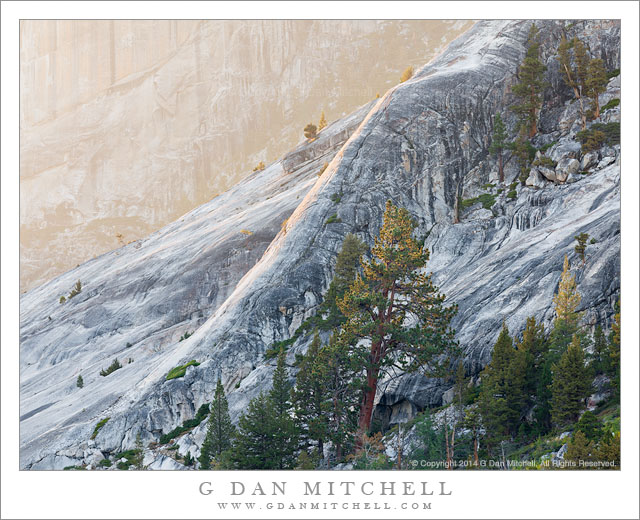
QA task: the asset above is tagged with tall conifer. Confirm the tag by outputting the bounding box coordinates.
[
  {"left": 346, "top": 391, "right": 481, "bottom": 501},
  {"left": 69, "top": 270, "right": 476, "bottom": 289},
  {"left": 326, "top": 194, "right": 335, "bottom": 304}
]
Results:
[
  {"left": 511, "top": 23, "right": 547, "bottom": 137},
  {"left": 316, "top": 333, "right": 361, "bottom": 462},
  {"left": 269, "top": 348, "right": 299, "bottom": 467},
  {"left": 199, "top": 379, "right": 235, "bottom": 469},
  {"left": 478, "top": 324, "right": 522, "bottom": 453},
  {"left": 292, "top": 332, "right": 328, "bottom": 458},
  {"left": 338, "top": 201, "right": 457, "bottom": 440},
  {"left": 550, "top": 335, "right": 592, "bottom": 427},
  {"left": 232, "top": 349, "right": 299, "bottom": 469},
  {"left": 586, "top": 59, "right": 608, "bottom": 118}
]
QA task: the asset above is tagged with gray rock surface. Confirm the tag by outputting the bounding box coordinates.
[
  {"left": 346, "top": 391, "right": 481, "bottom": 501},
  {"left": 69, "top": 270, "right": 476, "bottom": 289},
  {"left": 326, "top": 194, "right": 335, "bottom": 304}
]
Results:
[
  {"left": 555, "top": 157, "right": 580, "bottom": 181},
  {"left": 581, "top": 151, "right": 600, "bottom": 171},
  {"left": 20, "top": 19, "right": 620, "bottom": 469},
  {"left": 538, "top": 166, "right": 558, "bottom": 183},
  {"left": 525, "top": 168, "right": 547, "bottom": 188}
]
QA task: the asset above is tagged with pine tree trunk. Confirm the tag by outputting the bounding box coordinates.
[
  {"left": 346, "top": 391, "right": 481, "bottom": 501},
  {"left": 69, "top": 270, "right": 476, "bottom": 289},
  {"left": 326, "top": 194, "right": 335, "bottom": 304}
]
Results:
[
  {"left": 529, "top": 111, "right": 537, "bottom": 138},
  {"left": 318, "top": 438, "right": 324, "bottom": 460},
  {"left": 357, "top": 368, "right": 378, "bottom": 442},
  {"left": 356, "top": 337, "right": 383, "bottom": 446},
  {"left": 498, "top": 152, "right": 504, "bottom": 184}
]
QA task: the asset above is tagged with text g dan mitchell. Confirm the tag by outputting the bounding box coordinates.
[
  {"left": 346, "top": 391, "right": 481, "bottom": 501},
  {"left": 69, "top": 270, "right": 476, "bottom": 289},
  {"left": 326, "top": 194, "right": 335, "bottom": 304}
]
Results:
[{"left": 199, "top": 480, "right": 453, "bottom": 497}]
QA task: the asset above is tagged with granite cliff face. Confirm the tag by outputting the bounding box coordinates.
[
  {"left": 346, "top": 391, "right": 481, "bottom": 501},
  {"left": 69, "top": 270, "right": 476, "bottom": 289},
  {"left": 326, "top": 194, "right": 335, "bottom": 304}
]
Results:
[
  {"left": 19, "top": 19, "right": 472, "bottom": 292},
  {"left": 19, "top": 20, "right": 620, "bottom": 469}
]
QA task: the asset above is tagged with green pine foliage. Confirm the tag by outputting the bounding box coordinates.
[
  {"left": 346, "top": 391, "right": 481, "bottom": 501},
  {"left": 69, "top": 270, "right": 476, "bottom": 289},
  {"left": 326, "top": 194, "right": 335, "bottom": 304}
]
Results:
[
  {"left": 199, "top": 379, "right": 236, "bottom": 469},
  {"left": 325, "top": 214, "right": 342, "bottom": 225},
  {"left": 291, "top": 332, "right": 327, "bottom": 459},
  {"left": 232, "top": 349, "right": 299, "bottom": 469},
  {"left": 76, "top": 375, "right": 84, "bottom": 388},
  {"left": 337, "top": 201, "right": 458, "bottom": 439},
  {"left": 478, "top": 324, "right": 526, "bottom": 453},
  {"left": 564, "top": 430, "right": 594, "bottom": 465},
  {"left": 550, "top": 334, "right": 593, "bottom": 428},
  {"left": 231, "top": 393, "right": 277, "bottom": 468},
  {"left": 489, "top": 113, "right": 508, "bottom": 183},
  {"left": 575, "top": 122, "right": 620, "bottom": 152},
  {"left": 574, "top": 232, "right": 589, "bottom": 264},
  {"left": 590, "top": 325, "right": 608, "bottom": 376},
  {"left": 596, "top": 431, "right": 620, "bottom": 469},
  {"left": 315, "top": 332, "right": 361, "bottom": 463},
  {"left": 100, "top": 358, "right": 122, "bottom": 377},
  {"left": 586, "top": 58, "right": 608, "bottom": 118},
  {"left": 511, "top": 24, "right": 547, "bottom": 137},
  {"left": 575, "top": 410, "right": 603, "bottom": 442},
  {"left": 159, "top": 403, "right": 210, "bottom": 445},
  {"left": 514, "top": 317, "right": 548, "bottom": 413},
  {"left": 556, "top": 36, "right": 589, "bottom": 129},
  {"left": 411, "top": 408, "right": 468, "bottom": 467},
  {"left": 460, "top": 193, "right": 496, "bottom": 211},
  {"left": 509, "top": 130, "right": 536, "bottom": 185},
  {"left": 133, "top": 433, "right": 145, "bottom": 470},
  {"left": 601, "top": 98, "right": 620, "bottom": 111},
  {"left": 183, "top": 452, "right": 194, "bottom": 466}
]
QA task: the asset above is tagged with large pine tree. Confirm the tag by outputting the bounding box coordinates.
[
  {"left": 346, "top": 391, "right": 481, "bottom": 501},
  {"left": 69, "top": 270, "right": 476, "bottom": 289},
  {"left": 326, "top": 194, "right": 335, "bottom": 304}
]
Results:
[
  {"left": 315, "top": 332, "right": 361, "bottom": 462},
  {"left": 550, "top": 334, "right": 592, "bottom": 428},
  {"left": 513, "top": 316, "right": 551, "bottom": 436},
  {"left": 557, "top": 36, "right": 588, "bottom": 130},
  {"left": 268, "top": 348, "right": 299, "bottom": 467},
  {"left": 515, "top": 316, "right": 548, "bottom": 400},
  {"left": 199, "top": 379, "right": 235, "bottom": 469},
  {"left": 511, "top": 23, "right": 547, "bottom": 137},
  {"left": 337, "top": 201, "right": 457, "bottom": 441},
  {"left": 291, "top": 332, "right": 328, "bottom": 458},
  {"left": 232, "top": 349, "right": 299, "bottom": 469},
  {"left": 231, "top": 393, "right": 278, "bottom": 469},
  {"left": 478, "top": 324, "right": 525, "bottom": 453}
]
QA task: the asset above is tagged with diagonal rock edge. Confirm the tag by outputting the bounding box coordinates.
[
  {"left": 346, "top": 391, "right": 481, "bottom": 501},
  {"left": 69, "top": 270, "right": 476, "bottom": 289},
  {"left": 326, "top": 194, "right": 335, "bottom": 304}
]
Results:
[{"left": 20, "top": 19, "right": 620, "bottom": 468}]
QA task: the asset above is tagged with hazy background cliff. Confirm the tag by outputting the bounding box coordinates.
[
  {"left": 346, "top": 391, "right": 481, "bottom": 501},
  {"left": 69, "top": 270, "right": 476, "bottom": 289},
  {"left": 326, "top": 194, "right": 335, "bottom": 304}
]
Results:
[{"left": 19, "top": 19, "right": 473, "bottom": 291}]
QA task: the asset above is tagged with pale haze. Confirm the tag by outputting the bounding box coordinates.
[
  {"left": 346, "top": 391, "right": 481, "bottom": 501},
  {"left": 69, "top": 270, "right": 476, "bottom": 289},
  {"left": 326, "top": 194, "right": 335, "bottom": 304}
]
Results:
[{"left": 19, "top": 19, "right": 473, "bottom": 291}]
